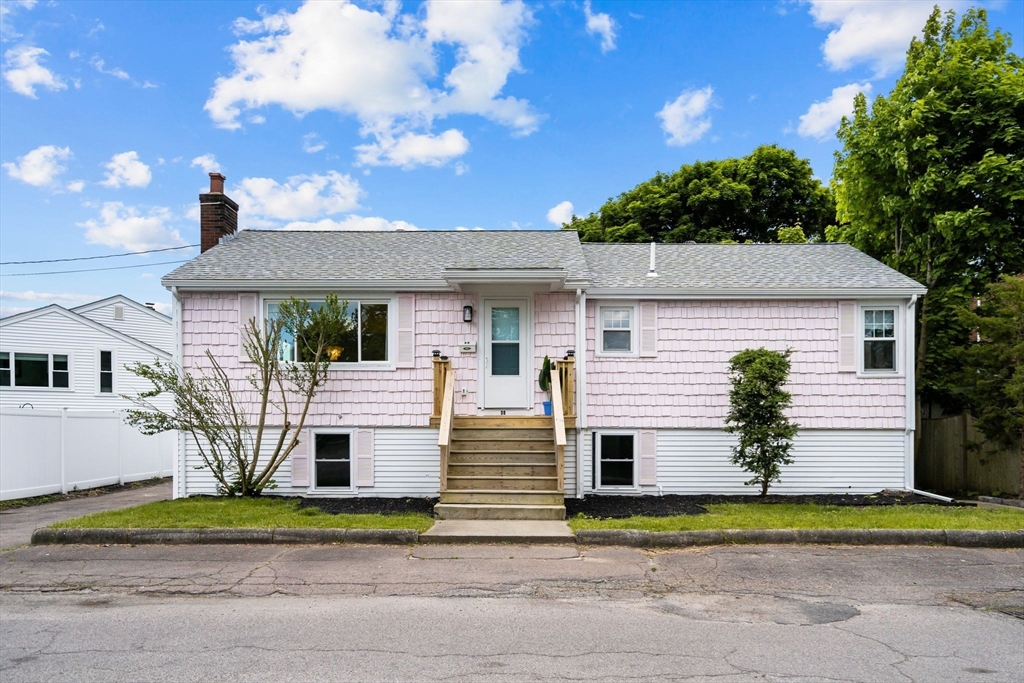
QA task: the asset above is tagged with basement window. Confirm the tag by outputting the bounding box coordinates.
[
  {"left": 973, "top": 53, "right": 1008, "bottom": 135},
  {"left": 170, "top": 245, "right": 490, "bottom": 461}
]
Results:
[
  {"left": 314, "top": 432, "right": 352, "bottom": 489},
  {"left": 596, "top": 432, "right": 637, "bottom": 489}
]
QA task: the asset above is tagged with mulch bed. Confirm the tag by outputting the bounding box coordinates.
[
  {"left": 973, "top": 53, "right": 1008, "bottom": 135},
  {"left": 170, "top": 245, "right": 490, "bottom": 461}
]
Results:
[
  {"left": 298, "top": 497, "right": 438, "bottom": 516},
  {"left": 565, "top": 490, "right": 966, "bottom": 519}
]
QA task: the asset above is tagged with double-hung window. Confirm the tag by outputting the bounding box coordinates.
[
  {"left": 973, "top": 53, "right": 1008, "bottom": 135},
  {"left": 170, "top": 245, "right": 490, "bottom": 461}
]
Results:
[
  {"left": 863, "top": 308, "right": 897, "bottom": 372},
  {"left": 267, "top": 298, "right": 390, "bottom": 365},
  {"left": 99, "top": 351, "right": 114, "bottom": 393},
  {"left": 595, "top": 432, "right": 637, "bottom": 489},
  {"left": 0, "top": 352, "right": 69, "bottom": 388},
  {"left": 314, "top": 432, "right": 352, "bottom": 489},
  {"left": 599, "top": 306, "right": 634, "bottom": 354}
]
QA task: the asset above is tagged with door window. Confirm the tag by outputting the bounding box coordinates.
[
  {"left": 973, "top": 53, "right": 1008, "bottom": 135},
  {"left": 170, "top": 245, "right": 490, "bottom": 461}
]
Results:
[{"left": 491, "top": 307, "right": 520, "bottom": 376}]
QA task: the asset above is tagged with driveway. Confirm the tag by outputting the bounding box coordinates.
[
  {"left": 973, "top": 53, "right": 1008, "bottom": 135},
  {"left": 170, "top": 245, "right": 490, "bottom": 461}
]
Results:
[{"left": 0, "top": 481, "right": 171, "bottom": 550}]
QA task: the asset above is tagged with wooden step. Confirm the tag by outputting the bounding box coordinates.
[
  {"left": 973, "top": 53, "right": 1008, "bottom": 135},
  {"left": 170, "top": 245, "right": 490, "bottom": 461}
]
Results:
[
  {"left": 452, "top": 416, "right": 553, "bottom": 428},
  {"left": 446, "top": 476, "right": 559, "bottom": 491},
  {"left": 439, "top": 490, "right": 564, "bottom": 505},
  {"left": 451, "top": 439, "right": 556, "bottom": 452},
  {"left": 448, "top": 463, "right": 557, "bottom": 477},
  {"left": 451, "top": 428, "right": 552, "bottom": 441},
  {"left": 449, "top": 450, "right": 557, "bottom": 464},
  {"left": 433, "top": 504, "right": 566, "bottom": 521}
]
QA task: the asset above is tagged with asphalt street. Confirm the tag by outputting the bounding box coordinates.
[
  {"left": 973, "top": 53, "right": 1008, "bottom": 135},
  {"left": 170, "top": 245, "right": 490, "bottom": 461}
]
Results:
[{"left": 1, "top": 543, "right": 1022, "bottom": 682}]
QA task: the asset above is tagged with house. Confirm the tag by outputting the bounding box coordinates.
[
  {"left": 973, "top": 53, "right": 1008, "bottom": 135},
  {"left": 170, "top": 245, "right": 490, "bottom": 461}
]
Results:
[
  {"left": 0, "top": 295, "right": 172, "bottom": 409},
  {"left": 162, "top": 174, "right": 926, "bottom": 519},
  {"left": 0, "top": 295, "right": 175, "bottom": 500}
]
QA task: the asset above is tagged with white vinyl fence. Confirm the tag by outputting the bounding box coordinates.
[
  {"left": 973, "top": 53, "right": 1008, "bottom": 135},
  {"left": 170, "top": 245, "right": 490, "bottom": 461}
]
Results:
[{"left": 0, "top": 408, "right": 174, "bottom": 501}]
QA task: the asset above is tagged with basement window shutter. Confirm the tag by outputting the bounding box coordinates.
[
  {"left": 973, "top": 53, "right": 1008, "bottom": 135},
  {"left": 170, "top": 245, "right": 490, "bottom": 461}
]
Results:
[
  {"left": 355, "top": 429, "right": 375, "bottom": 487},
  {"left": 638, "top": 430, "right": 657, "bottom": 486},
  {"left": 290, "top": 429, "right": 310, "bottom": 488},
  {"left": 838, "top": 301, "right": 857, "bottom": 372},
  {"left": 238, "top": 293, "right": 258, "bottom": 362},
  {"left": 639, "top": 302, "right": 658, "bottom": 357},
  {"left": 396, "top": 295, "right": 415, "bottom": 368}
]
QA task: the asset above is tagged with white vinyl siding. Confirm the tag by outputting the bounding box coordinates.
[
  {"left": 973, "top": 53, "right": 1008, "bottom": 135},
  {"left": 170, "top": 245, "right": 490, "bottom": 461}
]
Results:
[
  {"left": 581, "top": 429, "right": 906, "bottom": 495},
  {"left": 74, "top": 299, "right": 173, "bottom": 354}
]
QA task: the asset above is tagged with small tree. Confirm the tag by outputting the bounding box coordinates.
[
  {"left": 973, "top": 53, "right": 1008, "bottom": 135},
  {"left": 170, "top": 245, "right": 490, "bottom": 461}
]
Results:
[
  {"left": 777, "top": 225, "right": 808, "bottom": 244},
  {"left": 724, "top": 347, "right": 799, "bottom": 496},
  {"left": 125, "top": 293, "right": 352, "bottom": 496},
  {"left": 959, "top": 275, "right": 1024, "bottom": 497}
]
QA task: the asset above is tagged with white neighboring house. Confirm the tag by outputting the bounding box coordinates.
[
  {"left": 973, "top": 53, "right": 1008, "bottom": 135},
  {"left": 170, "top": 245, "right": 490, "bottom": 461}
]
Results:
[
  {"left": 0, "top": 295, "right": 175, "bottom": 500},
  {"left": 0, "top": 295, "right": 171, "bottom": 408}
]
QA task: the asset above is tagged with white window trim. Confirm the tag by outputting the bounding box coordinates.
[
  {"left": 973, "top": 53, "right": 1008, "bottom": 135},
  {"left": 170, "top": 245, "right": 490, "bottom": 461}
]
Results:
[
  {"left": 594, "top": 430, "right": 640, "bottom": 492},
  {"left": 96, "top": 349, "right": 116, "bottom": 396},
  {"left": 0, "top": 350, "right": 74, "bottom": 391},
  {"left": 595, "top": 302, "right": 639, "bottom": 357},
  {"left": 261, "top": 293, "right": 398, "bottom": 371},
  {"left": 857, "top": 302, "right": 904, "bottom": 378},
  {"left": 311, "top": 428, "right": 355, "bottom": 492}
]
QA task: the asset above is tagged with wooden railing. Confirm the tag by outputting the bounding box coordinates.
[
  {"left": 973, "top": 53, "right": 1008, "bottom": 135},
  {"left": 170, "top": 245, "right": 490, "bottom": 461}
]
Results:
[
  {"left": 557, "top": 355, "right": 576, "bottom": 422},
  {"left": 437, "top": 368, "right": 455, "bottom": 492},
  {"left": 550, "top": 362, "right": 566, "bottom": 493},
  {"left": 431, "top": 355, "right": 452, "bottom": 424}
]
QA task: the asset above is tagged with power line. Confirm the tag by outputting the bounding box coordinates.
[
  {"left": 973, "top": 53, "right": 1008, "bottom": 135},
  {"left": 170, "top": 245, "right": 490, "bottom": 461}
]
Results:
[
  {"left": 1, "top": 259, "right": 190, "bottom": 277},
  {"left": 0, "top": 243, "right": 199, "bottom": 266}
]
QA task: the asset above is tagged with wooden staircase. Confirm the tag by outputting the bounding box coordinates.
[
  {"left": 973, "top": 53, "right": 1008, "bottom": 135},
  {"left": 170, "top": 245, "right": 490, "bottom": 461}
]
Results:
[{"left": 434, "top": 417, "right": 565, "bottom": 520}]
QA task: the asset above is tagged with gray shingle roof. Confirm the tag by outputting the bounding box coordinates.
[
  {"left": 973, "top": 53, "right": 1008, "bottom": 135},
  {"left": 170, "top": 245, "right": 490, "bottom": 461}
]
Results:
[
  {"left": 581, "top": 242, "right": 925, "bottom": 293},
  {"left": 162, "top": 230, "right": 590, "bottom": 287}
]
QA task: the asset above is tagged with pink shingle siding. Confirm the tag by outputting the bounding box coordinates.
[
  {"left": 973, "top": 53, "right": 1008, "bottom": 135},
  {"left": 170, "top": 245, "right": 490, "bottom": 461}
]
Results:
[
  {"left": 586, "top": 299, "right": 905, "bottom": 430},
  {"left": 533, "top": 292, "right": 576, "bottom": 412}
]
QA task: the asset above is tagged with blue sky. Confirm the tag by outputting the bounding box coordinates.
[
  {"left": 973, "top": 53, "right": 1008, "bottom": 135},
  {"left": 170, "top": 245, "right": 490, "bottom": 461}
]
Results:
[{"left": 1, "top": 0, "right": 1021, "bottom": 316}]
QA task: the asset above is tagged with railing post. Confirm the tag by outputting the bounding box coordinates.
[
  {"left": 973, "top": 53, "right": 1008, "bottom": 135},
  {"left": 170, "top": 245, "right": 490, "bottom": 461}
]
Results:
[
  {"left": 432, "top": 354, "right": 450, "bottom": 421},
  {"left": 560, "top": 355, "right": 576, "bottom": 419}
]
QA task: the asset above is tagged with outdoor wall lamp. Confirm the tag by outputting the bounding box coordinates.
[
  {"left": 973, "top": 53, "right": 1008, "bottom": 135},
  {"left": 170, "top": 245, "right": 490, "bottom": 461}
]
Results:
[{"left": 463, "top": 305, "right": 473, "bottom": 322}]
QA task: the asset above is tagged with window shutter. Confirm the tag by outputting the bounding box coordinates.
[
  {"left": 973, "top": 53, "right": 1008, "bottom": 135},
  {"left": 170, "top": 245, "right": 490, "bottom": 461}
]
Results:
[
  {"left": 396, "top": 295, "right": 415, "bottom": 368},
  {"left": 355, "top": 429, "right": 375, "bottom": 487},
  {"left": 238, "top": 293, "right": 258, "bottom": 362},
  {"left": 639, "top": 302, "right": 657, "bottom": 357},
  {"left": 290, "top": 429, "right": 310, "bottom": 488},
  {"left": 838, "top": 301, "right": 857, "bottom": 372},
  {"left": 638, "top": 430, "right": 657, "bottom": 486}
]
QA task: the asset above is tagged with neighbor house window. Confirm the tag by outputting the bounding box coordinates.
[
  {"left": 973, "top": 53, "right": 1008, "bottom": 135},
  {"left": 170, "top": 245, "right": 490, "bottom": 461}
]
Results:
[
  {"left": 596, "top": 432, "right": 636, "bottom": 488},
  {"left": 267, "top": 299, "right": 389, "bottom": 364},
  {"left": 2, "top": 352, "right": 69, "bottom": 388},
  {"left": 99, "top": 351, "right": 114, "bottom": 393},
  {"left": 863, "top": 308, "right": 897, "bottom": 371},
  {"left": 600, "top": 307, "right": 633, "bottom": 354},
  {"left": 314, "top": 432, "right": 351, "bottom": 488}
]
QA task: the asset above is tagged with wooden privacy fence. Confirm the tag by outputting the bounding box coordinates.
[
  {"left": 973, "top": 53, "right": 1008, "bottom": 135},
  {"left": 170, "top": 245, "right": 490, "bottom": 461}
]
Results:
[{"left": 917, "top": 413, "right": 1021, "bottom": 496}]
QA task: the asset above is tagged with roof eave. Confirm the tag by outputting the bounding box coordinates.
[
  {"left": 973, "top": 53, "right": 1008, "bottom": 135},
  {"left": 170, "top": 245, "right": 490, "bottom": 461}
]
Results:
[
  {"left": 585, "top": 286, "right": 927, "bottom": 299},
  {"left": 162, "top": 278, "right": 453, "bottom": 292}
]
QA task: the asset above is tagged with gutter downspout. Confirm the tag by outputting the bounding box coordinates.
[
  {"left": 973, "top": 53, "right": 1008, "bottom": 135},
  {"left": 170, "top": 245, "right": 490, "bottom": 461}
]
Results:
[
  {"left": 904, "top": 294, "right": 918, "bottom": 495},
  {"left": 172, "top": 286, "right": 185, "bottom": 500},
  {"left": 575, "top": 287, "right": 587, "bottom": 499}
]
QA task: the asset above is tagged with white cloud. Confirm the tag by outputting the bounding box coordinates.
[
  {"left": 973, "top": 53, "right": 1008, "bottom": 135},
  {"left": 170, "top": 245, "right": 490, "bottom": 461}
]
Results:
[
  {"left": 455, "top": 226, "right": 485, "bottom": 231},
  {"left": 656, "top": 86, "right": 714, "bottom": 147},
  {"left": 546, "top": 200, "right": 574, "bottom": 226},
  {"left": 2, "top": 145, "right": 71, "bottom": 187},
  {"left": 282, "top": 216, "right": 418, "bottom": 231},
  {"left": 0, "top": 290, "right": 98, "bottom": 305},
  {"left": 2, "top": 45, "right": 66, "bottom": 98},
  {"left": 584, "top": 1, "right": 616, "bottom": 53},
  {"left": 66, "top": 179, "right": 85, "bottom": 193},
  {"left": 78, "top": 202, "right": 187, "bottom": 252},
  {"left": 0, "top": 1, "right": 38, "bottom": 41},
  {"left": 302, "top": 132, "right": 327, "bottom": 154},
  {"left": 205, "top": 0, "right": 536, "bottom": 168},
  {"left": 355, "top": 129, "right": 470, "bottom": 168},
  {"left": 101, "top": 151, "right": 152, "bottom": 188},
  {"left": 807, "top": 0, "right": 961, "bottom": 76},
  {"left": 152, "top": 302, "right": 172, "bottom": 316},
  {"left": 797, "top": 82, "right": 872, "bottom": 140},
  {"left": 90, "top": 56, "right": 130, "bottom": 80},
  {"left": 231, "top": 171, "right": 364, "bottom": 228},
  {"left": 190, "top": 154, "right": 220, "bottom": 173}
]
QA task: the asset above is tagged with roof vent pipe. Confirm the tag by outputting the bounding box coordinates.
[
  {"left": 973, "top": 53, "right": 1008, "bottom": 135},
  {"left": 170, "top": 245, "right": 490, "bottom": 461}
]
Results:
[{"left": 647, "top": 241, "right": 657, "bottom": 278}]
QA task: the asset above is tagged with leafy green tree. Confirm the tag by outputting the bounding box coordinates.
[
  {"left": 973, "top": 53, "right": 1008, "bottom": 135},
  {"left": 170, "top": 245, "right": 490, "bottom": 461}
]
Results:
[
  {"left": 724, "top": 348, "right": 799, "bottom": 496},
  {"left": 564, "top": 145, "right": 834, "bottom": 244},
  {"left": 831, "top": 7, "right": 1024, "bottom": 416},
  {"left": 777, "top": 225, "right": 808, "bottom": 243},
  {"left": 125, "top": 294, "right": 351, "bottom": 496},
  {"left": 960, "top": 275, "right": 1024, "bottom": 496}
]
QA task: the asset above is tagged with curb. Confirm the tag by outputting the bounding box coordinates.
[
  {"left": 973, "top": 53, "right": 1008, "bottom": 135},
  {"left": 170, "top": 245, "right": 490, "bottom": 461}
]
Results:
[
  {"left": 574, "top": 528, "right": 1024, "bottom": 548},
  {"left": 418, "top": 534, "right": 577, "bottom": 545},
  {"left": 31, "top": 528, "right": 419, "bottom": 546}
]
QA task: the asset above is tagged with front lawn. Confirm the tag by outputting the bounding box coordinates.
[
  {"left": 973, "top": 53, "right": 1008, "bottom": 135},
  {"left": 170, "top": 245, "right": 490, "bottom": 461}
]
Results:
[
  {"left": 52, "top": 497, "right": 435, "bottom": 532},
  {"left": 569, "top": 503, "right": 1024, "bottom": 532}
]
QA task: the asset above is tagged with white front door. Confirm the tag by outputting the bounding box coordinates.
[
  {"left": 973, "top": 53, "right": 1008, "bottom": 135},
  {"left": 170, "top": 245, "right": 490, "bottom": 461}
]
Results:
[{"left": 482, "top": 299, "right": 530, "bottom": 409}]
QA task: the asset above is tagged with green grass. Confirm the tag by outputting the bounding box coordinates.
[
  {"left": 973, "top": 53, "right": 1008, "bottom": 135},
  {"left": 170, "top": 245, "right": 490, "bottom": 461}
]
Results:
[
  {"left": 52, "top": 497, "right": 435, "bottom": 532},
  {"left": 568, "top": 503, "right": 1024, "bottom": 532}
]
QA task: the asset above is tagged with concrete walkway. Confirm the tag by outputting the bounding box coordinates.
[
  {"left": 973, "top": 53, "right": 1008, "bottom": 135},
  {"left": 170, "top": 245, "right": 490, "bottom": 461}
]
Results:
[
  {"left": 420, "top": 519, "right": 575, "bottom": 544},
  {"left": 0, "top": 480, "right": 172, "bottom": 550}
]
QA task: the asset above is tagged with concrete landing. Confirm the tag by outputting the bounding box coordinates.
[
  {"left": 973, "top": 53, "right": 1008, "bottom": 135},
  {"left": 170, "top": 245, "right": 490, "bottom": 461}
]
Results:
[{"left": 419, "top": 520, "right": 575, "bottom": 544}]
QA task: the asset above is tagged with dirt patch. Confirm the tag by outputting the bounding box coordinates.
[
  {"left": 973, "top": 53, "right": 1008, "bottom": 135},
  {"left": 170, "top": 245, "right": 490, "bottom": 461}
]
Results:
[
  {"left": 298, "top": 497, "right": 438, "bottom": 516},
  {"left": 565, "top": 490, "right": 965, "bottom": 519}
]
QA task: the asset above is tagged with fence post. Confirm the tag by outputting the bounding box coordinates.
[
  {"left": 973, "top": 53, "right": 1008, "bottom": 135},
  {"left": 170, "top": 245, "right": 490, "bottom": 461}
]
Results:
[
  {"left": 60, "top": 408, "right": 68, "bottom": 494},
  {"left": 117, "top": 411, "right": 125, "bottom": 486}
]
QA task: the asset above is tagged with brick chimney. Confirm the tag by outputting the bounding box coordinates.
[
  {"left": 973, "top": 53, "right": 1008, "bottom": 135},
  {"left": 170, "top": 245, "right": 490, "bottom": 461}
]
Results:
[{"left": 200, "top": 173, "right": 238, "bottom": 253}]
